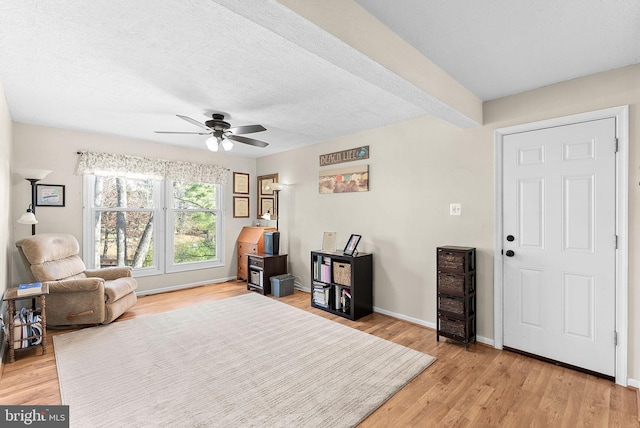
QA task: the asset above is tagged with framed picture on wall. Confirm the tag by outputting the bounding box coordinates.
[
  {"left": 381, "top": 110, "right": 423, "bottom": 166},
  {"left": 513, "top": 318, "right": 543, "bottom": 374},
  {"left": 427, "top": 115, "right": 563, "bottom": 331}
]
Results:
[
  {"left": 260, "top": 197, "right": 274, "bottom": 218},
  {"left": 257, "top": 173, "right": 278, "bottom": 218},
  {"left": 36, "top": 184, "right": 65, "bottom": 207},
  {"left": 233, "top": 172, "right": 250, "bottom": 194},
  {"left": 233, "top": 196, "right": 250, "bottom": 218}
]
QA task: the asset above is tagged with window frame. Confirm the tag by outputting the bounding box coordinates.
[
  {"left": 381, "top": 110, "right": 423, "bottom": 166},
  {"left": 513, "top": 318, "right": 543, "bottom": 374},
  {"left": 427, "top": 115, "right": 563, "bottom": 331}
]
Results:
[
  {"left": 165, "top": 180, "right": 224, "bottom": 273},
  {"left": 82, "top": 175, "right": 224, "bottom": 277}
]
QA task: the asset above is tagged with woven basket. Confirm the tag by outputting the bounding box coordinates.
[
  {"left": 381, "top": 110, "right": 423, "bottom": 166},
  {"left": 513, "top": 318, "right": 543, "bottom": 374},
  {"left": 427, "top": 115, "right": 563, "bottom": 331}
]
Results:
[
  {"left": 333, "top": 262, "right": 351, "bottom": 286},
  {"left": 439, "top": 297, "right": 463, "bottom": 315},
  {"left": 438, "top": 273, "right": 465, "bottom": 294},
  {"left": 440, "top": 317, "right": 465, "bottom": 337},
  {"left": 438, "top": 252, "right": 465, "bottom": 271}
]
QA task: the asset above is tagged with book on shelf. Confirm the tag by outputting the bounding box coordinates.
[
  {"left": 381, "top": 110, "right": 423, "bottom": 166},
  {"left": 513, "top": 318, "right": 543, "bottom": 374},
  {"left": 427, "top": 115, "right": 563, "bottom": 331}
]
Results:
[
  {"left": 341, "top": 289, "right": 351, "bottom": 314},
  {"left": 313, "top": 254, "right": 333, "bottom": 283},
  {"left": 321, "top": 264, "right": 331, "bottom": 283},
  {"left": 312, "top": 282, "right": 330, "bottom": 307},
  {"left": 17, "top": 282, "right": 43, "bottom": 296}
]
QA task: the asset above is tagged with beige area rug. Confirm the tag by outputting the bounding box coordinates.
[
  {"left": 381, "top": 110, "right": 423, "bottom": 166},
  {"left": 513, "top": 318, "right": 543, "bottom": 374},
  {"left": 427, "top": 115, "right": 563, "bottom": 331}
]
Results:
[{"left": 53, "top": 293, "right": 435, "bottom": 428}]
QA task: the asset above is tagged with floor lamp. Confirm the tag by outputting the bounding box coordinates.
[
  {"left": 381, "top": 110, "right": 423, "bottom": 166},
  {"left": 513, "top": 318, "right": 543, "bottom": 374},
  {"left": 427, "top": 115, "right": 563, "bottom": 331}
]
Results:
[{"left": 14, "top": 169, "right": 52, "bottom": 235}]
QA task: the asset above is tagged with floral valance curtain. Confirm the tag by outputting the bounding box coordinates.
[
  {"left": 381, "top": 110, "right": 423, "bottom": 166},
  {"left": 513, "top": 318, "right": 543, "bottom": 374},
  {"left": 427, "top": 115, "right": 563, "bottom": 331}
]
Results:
[{"left": 76, "top": 151, "right": 228, "bottom": 184}]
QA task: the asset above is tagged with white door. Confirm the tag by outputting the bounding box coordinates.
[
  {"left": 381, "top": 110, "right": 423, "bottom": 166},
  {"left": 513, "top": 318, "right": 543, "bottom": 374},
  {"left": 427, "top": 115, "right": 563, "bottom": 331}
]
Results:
[{"left": 502, "top": 118, "right": 616, "bottom": 377}]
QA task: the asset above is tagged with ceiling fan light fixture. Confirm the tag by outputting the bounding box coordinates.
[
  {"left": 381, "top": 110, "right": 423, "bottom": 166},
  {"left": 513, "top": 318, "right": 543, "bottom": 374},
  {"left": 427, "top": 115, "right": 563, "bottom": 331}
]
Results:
[
  {"left": 156, "top": 113, "right": 269, "bottom": 150},
  {"left": 205, "top": 136, "right": 219, "bottom": 152},
  {"left": 221, "top": 138, "right": 233, "bottom": 151}
]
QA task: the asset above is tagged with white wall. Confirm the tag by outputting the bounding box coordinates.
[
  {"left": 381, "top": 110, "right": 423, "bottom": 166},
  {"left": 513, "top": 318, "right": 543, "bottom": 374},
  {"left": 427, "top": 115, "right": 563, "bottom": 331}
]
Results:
[
  {"left": 258, "top": 116, "right": 492, "bottom": 329},
  {"left": 0, "top": 81, "right": 12, "bottom": 301},
  {"left": 11, "top": 124, "right": 257, "bottom": 293},
  {"left": 257, "top": 63, "right": 640, "bottom": 382}
]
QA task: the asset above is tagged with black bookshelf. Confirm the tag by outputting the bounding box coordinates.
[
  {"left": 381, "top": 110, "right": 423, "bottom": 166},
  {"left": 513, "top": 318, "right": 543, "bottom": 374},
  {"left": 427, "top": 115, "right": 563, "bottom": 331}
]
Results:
[{"left": 310, "top": 251, "right": 373, "bottom": 321}]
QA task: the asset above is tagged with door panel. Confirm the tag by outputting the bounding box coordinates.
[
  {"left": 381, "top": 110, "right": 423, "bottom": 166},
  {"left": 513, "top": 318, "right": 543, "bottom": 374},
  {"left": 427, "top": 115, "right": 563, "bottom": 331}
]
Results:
[
  {"left": 503, "top": 118, "right": 616, "bottom": 377},
  {"left": 563, "top": 175, "right": 594, "bottom": 251}
]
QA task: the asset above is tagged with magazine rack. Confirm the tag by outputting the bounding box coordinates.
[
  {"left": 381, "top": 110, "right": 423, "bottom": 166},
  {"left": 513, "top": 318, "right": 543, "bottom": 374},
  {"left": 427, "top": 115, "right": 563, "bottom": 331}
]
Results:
[{"left": 3, "top": 284, "right": 49, "bottom": 362}]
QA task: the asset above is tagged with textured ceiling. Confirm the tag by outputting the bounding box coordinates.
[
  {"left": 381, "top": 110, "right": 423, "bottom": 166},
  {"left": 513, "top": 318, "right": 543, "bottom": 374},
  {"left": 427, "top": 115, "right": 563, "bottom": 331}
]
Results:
[{"left": 1, "top": 1, "right": 639, "bottom": 157}]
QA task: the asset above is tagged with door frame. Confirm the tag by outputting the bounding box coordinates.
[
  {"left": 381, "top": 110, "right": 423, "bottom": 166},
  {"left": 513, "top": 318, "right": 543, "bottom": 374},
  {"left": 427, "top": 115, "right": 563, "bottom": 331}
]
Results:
[{"left": 493, "top": 106, "right": 629, "bottom": 386}]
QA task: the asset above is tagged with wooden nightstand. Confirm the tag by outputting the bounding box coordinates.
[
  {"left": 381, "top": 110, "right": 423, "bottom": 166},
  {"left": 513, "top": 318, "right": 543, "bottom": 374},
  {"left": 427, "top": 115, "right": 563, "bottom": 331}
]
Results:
[
  {"left": 3, "top": 284, "right": 49, "bottom": 363},
  {"left": 247, "top": 253, "right": 288, "bottom": 295}
]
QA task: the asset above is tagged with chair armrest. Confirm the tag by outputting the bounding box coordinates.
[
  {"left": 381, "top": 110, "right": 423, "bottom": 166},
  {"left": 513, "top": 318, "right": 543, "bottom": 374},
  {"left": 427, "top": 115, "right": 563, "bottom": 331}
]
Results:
[
  {"left": 85, "top": 267, "right": 133, "bottom": 280},
  {"left": 44, "top": 278, "right": 104, "bottom": 293}
]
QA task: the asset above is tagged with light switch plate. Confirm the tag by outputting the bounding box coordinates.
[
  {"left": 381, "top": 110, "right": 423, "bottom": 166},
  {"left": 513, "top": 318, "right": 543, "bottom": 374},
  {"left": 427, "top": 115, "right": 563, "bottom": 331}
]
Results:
[{"left": 450, "top": 203, "right": 461, "bottom": 216}]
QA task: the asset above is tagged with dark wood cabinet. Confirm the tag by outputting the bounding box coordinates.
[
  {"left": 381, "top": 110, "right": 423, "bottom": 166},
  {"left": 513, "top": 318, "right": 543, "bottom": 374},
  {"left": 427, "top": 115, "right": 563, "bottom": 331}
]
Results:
[
  {"left": 237, "top": 226, "right": 275, "bottom": 280},
  {"left": 310, "top": 251, "right": 373, "bottom": 321},
  {"left": 247, "top": 253, "right": 288, "bottom": 295},
  {"left": 436, "top": 246, "right": 476, "bottom": 350}
]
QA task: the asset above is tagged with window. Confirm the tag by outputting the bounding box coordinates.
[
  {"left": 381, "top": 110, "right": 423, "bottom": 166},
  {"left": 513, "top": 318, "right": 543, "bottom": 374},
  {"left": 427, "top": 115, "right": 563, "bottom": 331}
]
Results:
[
  {"left": 83, "top": 175, "right": 223, "bottom": 276},
  {"left": 167, "top": 181, "right": 220, "bottom": 272}
]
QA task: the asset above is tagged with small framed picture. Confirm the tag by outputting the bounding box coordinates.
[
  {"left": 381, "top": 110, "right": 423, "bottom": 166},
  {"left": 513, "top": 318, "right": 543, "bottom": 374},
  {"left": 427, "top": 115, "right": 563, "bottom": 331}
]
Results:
[
  {"left": 233, "top": 172, "right": 249, "bottom": 194},
  {"left": 233, "top": 196, "right": 250, "bottom": 218},
  {"left": 257, "top": 173, "right": 279, "bottom": 218},
  {"left": 258, "top": 174, "right": 278, "bottom": 196},
  {"left": 36, "top": 184, "right": 65, "bottom": 207},
  {"left": 260, "top": 197, "right": 274, "bottom": 218},
  {"left": 343, "top": 234, "right": 362, "bottom": 256}
]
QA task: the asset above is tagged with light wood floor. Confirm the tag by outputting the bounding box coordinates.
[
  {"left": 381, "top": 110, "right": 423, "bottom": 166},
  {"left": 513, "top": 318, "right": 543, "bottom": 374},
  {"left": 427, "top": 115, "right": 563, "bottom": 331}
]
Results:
[{"left": 0, "top": 281, "right": 637, "bottom": 427}]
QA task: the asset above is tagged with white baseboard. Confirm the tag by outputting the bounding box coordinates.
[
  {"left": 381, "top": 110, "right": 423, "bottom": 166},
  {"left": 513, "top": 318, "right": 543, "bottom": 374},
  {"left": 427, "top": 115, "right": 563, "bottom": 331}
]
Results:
[
  {"left": 372, "top": 305, "right": 494, "bottom": 346},
  {"left": 628, "top": 377, "right": 640, "bottom": 389},
  {"left": 295, "top": 287, "right": 495, "bottom": 347},
  {"left": 136, "top": 276, "right": 238, "bottom": 296},
  {"left": 295, "top": 281, "right": 310, "bottom": 293}
]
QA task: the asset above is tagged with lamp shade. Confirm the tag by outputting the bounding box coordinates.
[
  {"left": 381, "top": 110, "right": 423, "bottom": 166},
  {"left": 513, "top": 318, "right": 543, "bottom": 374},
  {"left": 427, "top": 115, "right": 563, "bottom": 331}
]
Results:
[
  {"left": 205, "top": 137, "right": 219, "bottom": 152},
  {"left": 261, "top": 212, "right": 272, "bottom": 220},
  {"left": 13, "top": 169, "right": 52, "bottom": 180},
  {"left": 265, "top": 182, "right": 285, "bottom": 192},
  {"left": 221, "top": 139, "right": 233, "bottom": 151},
  {"left": 17, "top": 211, "right": 38, "bottom": 225}
]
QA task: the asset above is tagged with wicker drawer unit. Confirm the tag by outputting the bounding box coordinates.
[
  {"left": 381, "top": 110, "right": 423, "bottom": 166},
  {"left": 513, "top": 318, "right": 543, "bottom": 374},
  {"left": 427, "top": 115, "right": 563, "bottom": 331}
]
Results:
[
  {"left": 439, "top": 315, "right": 476, "bottom": 342},
  {"left": 437, "top": 294, "right": 475, "bottom": 318},
  {"left": 437, "top": 272, "right": 475, "bottom": 296},
  {"left": 436, "top": 246, "right": 476, "bottom": 350}
]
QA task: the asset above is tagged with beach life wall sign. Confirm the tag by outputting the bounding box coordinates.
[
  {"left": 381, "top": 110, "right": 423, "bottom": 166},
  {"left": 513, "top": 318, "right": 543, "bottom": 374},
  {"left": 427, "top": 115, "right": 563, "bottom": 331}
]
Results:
[{"left": 319, "top": 146, "right": 369, "bottom": 167}]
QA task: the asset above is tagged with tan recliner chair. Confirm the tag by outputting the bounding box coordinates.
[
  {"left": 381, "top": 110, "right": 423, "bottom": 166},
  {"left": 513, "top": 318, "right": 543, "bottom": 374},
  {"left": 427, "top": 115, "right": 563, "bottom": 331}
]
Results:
[{"left": 15, "top": 233, "right": 138, "bottom": 327}]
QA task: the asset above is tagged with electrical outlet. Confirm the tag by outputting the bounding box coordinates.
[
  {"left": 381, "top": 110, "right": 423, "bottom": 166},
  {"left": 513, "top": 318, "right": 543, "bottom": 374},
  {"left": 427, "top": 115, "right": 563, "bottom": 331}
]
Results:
[{"left": 450, "top": 203, "right": 461, "bottom": 216}]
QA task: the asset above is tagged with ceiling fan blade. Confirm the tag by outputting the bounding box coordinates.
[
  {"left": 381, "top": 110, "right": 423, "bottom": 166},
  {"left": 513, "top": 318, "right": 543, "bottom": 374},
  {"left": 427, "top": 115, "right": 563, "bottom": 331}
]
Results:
[
  {"left": 229, "top": 124, "right": 266, "bottom": 135},
  {"left": 226, "top": 134, "right": 269, "bottom": 148},
  {"left": 176, "top": 114, "right": 210, "bottom": 131},
  {"left": 155, "top": 131, "right": 212, "bottom": 135}
]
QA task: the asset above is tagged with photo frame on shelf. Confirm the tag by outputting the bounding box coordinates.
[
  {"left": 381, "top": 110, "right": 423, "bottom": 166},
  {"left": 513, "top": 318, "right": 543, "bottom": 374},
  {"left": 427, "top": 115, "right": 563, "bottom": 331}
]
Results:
[
  {"left": 36, "top": 184, "right": 65, "bottom": 207},
  {"left": 322, "top": 232, "right": 337, "bottom": 252},
  {"left": 343, "top": 234, "right": 362, "bottom": 256},
  {"left": 233, "top": 196, "right": 250, "bottom": 218},
  {"left": 257, "top": 173, "right": 278, "bottom": 218},
  {"left": 233, "top": 172, "right": 250, "bottom": 194}
]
